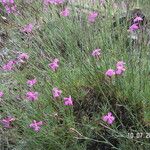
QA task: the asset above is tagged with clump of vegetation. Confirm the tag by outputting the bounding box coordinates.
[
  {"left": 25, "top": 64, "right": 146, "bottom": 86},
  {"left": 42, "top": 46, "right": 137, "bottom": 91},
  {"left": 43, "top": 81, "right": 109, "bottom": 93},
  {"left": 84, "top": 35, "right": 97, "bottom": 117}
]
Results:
[{"left": 0, "top": 0, "right": 150, "bottom": 149}]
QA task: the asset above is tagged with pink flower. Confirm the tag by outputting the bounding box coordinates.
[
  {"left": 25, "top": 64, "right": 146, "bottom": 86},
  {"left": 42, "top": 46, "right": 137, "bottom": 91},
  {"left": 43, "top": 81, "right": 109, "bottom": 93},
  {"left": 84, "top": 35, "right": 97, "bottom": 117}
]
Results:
[
  {"left": 20, "top": 24, "right": 33, "bottom": 33},
  {"left": 116, "top": 61, "right": 125, "bottom": 68},
  {"left": 64, "top": 95, "right": 73, "bottom": 106},
  {"left": 1, "top": 0, "right": 6, "bottom": 4},
  {"left": 102, "top": 112, "right": 115, "bottom": 125},
  {"left": 52, "top": 87, "right": 62, "bottom": 98},
  {"left": 5, "top": 5, "right": 11, "bottom": 14},
  {"left": 49, "top": 58, "right": 59, "bottom": 71},
  {"left": 0, "top": 117, "right": 15, "bottom": 128},
  {"left": 115, "top": 68, "right": 123, "bottom": 75},
  {"left": 2, "top": 64, "right": 13, "bottom": 71},
  {"left": 18, "top": 53, "right": 29, "bottom": 61},
  {"left": 26, "top": 91, "right": 38, "bottom": 101},
  {"left": 1, "top": 0, "right": 17, "bottom": 14},
  {"left": 129, "top": 23, "right": 139, "bottom": 31},
  {"left": 88, "top": 12, "right": 98, "bottom": 23},
  {"left": 29, "top": 120, "right": 43, "bottom": 132},
  {"left": 1, "top": 0, "right": 15, "bottom": 3},
  {"left": 115, "top": 61, "right": 126, "bottom": 75},
  {"left": 54, "top": 0, "right": 64, "bottom": 4},
  {"left": 105, "top": 69, "right": 115, "bottom": 77},
  {"left": 60, "top": 8, "right": 70, "bottom": 17},
  {"left": 2, "top": 60, "right": 16, "bottom": 71},
  {"left": 9, "top": 0, "right": 14, "bottom": 3},
  {"left": 27, "top": 79, "right": 37, "bottom": 86},
  {"left": 7, "top": 60, "right": 15, "bottom": 65},
  {"left": 134, "top": 16, "right": 143, "bottom": 23},
  {"left": 0, "top": 91, "right": 4, "bottom": 97},
  {"left": 92, "top": 49, "right": 101, "bottom": 58}
]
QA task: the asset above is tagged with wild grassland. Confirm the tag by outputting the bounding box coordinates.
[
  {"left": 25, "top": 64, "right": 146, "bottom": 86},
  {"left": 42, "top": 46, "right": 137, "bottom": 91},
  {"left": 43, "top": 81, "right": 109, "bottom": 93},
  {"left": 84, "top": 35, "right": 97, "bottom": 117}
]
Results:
[{"left": 0, "top": 0, "right": 150, "bottom": 150}]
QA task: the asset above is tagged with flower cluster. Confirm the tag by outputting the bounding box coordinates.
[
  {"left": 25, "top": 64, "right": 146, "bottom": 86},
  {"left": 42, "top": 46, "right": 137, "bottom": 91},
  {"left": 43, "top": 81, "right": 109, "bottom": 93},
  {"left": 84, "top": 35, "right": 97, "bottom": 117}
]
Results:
[
  {"left": 2, "top": 53, "right": 29, "bottom": 71},
  {"left": 0, "top": 111, "right": 115, "bottom": 132},
  {"left": 52, "top": 88, "right": 73, "bottom": 105},
  {"left": 0, "top": 0, "right": 132, "bottom": 133},
  {"left": 64, "top": 95, "right": 73, "bottom": 106},
  {"left": 105, "top": 61, "right": 126, "bottom": 77},
  {"left": 60, "top": 8, "right": 70, "bottom": 17},
  {"left": 1, "top": 47, "right": 119, "bottom": 133},
  {"left": 115, "top": 61, "right": 126, "bottom": 75},
  {"left": 17, "top": 53, "right": 29, "bottom": 61},
  {"left": 49, "top": 59, "right": 73, "bottom": 105},
  {"left": 2, "top": 60, "right": 16, "bottom": 71},
  {"left": 49, "top": 58, "right": 59, "bottom": 71},
  {"left": 52, "top": 87, "right": 62, "bottom": 98},
  {"left": 26, "top": 91, "right": 38, "bottom": 101},
  {"left": 0, "top": 116, "right": 15, "bottom": 128},
  {"left": 129, "top": 16, "right": 143, "bottom": 31},
  {"left": 29, "top": 120, "right": 43, "bottom": 132},
  {"left": 20, "top": 24, "right": 34, "bottom": 33},
  {"left": 1, "top": 0, "right": 17, "bottom": 14}
]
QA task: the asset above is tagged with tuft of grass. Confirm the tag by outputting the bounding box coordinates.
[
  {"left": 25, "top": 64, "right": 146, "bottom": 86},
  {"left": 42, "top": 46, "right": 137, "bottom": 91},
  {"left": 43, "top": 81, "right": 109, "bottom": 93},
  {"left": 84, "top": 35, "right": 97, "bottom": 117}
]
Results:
[{"left": 0, "top": 0, "right": 150, "bottom": 149}]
